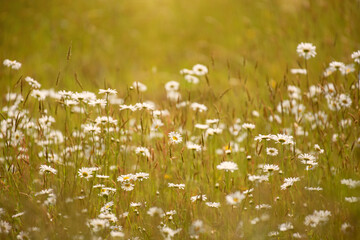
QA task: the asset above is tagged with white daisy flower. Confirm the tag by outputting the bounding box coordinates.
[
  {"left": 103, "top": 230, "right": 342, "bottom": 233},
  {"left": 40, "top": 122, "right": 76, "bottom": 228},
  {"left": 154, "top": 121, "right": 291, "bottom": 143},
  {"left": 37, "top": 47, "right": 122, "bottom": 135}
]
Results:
[{"left": 296, "top": 42, "right": 316, "bottom": 59}]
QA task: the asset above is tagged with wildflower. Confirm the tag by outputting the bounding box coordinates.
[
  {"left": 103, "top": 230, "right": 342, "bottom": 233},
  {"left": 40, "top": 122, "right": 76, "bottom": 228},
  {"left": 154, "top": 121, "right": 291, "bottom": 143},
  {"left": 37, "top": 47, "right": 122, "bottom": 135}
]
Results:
[
  {"left": 189, "top": 220, "right": 205, "bottom": 238},
  {"left": 192, "top": 64, "right": 208, "bottom": 76},
  {"left": 268, "top": 231, "right": 279, "bottom": 237},
  {"left": 216, "top": 161, "right": 238, "bottom": 172},
  {"left": 266, "top": 147, "right": 278, "bottom": 156},
  {"left": 168, "top": 131, "right": 183, "bottom": 144},
  {"left": 305, "top": 186, "right": 323, "bottom": 191},
  {"left": 98, "top": 88, "right": 117, "bottom": 95},
  {"left": 296, "top": 42, "right": 316, "bottom": 59},
  {"left": 78, "top": 167, "right": 98, "bottom": 180},
  {"left": 184, "top": 74, "right": 199, "bottom": 84},
  {"left": 255, "top": 204, "right": 272, "bottom": 210},
  {"left": 329, "top": 61, "right": 346, "bottom": 71},
  {"left": 226, "top": 191, "right": 245, "bottom": 205},
  {"left": 262, "top": 164, "right": 280, "bottom": 173},
  {"left": 25, "top": 76, "right": 41, "bottom": 89},
  {"left": 344, "top": 197, "right": 360, "bottom": 203},
  {"left": 31, "top": 89, "right": 47, "bottom": 100},
  {"left": 3, "top": 59, "right": 21, "bottom": 70},
  {"left": 121, "top": 182, "right": 135, "bottom": 191},
  {"left": 248, "top": 174, "right": 269, "bottom": 183},
  {"left": 159, "top": 225, "right": 182, "bottom": 240},
  {"left": 190, "top": 102, "right": 208, "bottom": 112},
  {"left": 314, "top": 144, "right": 324, "bottom": 154},
  {"left": 254, "top": 134, "right": 274, "bottom": 142},
  {"left": 271, "top": 134, "right": 294, "bottom": 145},
  {"left": 180, "top": 68, "right": 194, "bottom": 75},
  {"left": 191, "top": 195, "right": 207, "bottom": 202},
  {"left": 290, "top": 68, "right": 307, "bottom": 75},
  {"left": 134, "top": 172, "right": 149, "bottom": 181},
  {"left": 338, "top": 94, "right": 352, "bottom": 108},
  {"left": 340, "top": 64, "right": 355, "bottom": 75},
  {"left": 110, "top": 231, "right": 125, "bottom": 238},
  {"left": 351, "top": 50, "right": 360, "bottom": 63},
  {"left": 279, "top": 222, "right": 294, "bottom": 232},
  {"left": 194, "top": 123, "right": 209, "bottom": 129},
  {"left": 147, "top": 207, "right": 164, "bottom": 217},
  {"left": 132, "top": 81, "right": 147, "bottom": 92},
  {"left": 298, "top": 153, "right": 316, "bottom": 162},
  {"left": 304, "top": 210, "right": 331, "bottom": 227},
  {"left": 168, "top": 183, "right": 185, "bottom": 189},
  {"left": 186, "top": 141, "right": 202, "bottom": 151},
  {"left": 39, "top": 165, "right": 57, "bottom": 175},
  {"left": 205, "top": 202, "right": 221, "bottom": 208},
  {"left": 0, "top": 220, "right": 12, "bottom": 234},
  {"left": 117, "top": 174, "right": 135, "bottom": 182},
  {"left": 280, "top": 177, "right": 300, "bottom": 190},
  {"left": 242, "top": 123, "right": 255, "bottom": 130},
  {"left": 88, "top": 218, "right": 110, "bottom": 232},
  {"left": 341, "top": 179, "right": 360, "bottom": 188},
  {"left": 167, "top": 91, "right": 181, "bottom": 102},
  {"left": 135, "top": 147, "right": 150, "bottom": 158},
  {"left": 165, "top": 81, "right": 180, "bottom": 92},
  {"left": 341, "top": 222, "right": 352, "bottom": 232}
]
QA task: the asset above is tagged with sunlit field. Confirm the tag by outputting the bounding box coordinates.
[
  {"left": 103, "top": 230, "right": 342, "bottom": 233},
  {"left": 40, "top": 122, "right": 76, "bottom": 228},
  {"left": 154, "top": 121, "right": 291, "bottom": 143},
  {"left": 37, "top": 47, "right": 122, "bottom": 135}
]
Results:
[{"left": 1, "top": 0, "right": 360, "bottom": 239}]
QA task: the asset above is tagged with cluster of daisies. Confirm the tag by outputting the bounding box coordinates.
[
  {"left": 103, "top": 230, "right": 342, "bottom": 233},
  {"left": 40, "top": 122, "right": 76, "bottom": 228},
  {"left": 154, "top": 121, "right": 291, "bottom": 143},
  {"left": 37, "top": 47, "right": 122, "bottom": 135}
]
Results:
[{"left": 0, "top": 43, "right": 359, "bottom": 239}]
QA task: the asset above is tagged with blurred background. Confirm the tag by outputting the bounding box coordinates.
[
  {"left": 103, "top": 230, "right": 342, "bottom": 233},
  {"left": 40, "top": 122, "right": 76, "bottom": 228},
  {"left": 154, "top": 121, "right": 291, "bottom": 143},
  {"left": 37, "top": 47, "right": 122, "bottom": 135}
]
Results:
[{"left": 0, "top": 0, "right": 359, "bottom": 94}]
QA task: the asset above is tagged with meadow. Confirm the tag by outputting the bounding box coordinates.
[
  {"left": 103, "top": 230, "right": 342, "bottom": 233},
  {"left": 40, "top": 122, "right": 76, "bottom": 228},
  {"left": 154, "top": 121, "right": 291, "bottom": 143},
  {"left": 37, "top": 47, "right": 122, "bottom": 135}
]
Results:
[{"left": 1, "top": 0, "right": 360, "bottom": 239}]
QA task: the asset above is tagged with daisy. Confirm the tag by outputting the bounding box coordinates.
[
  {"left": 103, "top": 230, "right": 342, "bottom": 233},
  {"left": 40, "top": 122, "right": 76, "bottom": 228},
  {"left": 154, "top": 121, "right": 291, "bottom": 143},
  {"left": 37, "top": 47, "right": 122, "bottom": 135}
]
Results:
[
  {"left": 147, "top": 207, "right": 164, "bottom": 217},
  {"left": 262, "top": 164, "right": 280, "bottom": 173},
  {"left": 205, "top": 202, "right": 221, "bottom": 208},
  {"left": 279, "top": 222, "right": 294, "bottom": 232},
  {"left": 78, "top": 167, "right": 97, "bottom": 180},
  {"left": 190, "top": 102, "right": 208, "bottom": 112},
  {"left": 98, "top": 88, "right": 117, "bottom": 95},
  {"left": 272, "top": 134, "right": 294, "bottom": 145},
  {"left": 168, "top": 131, "right": 183, "bottom": 144},
  {"left": 135, "top": 147, "right": 150, "bottom": 158},
  {"left": 296, "top": 42, "right": 316, "bottom": 59},
  {"left": 165, "top": 81, "right": 180, "bottom": 92},
  {"left": 190, "top": 195, "right": 207, "bottom": 202},
  {"left": 266, "top": 147, "right": 278, "bottom": 156},
  {"left": 121, "top": 182, "right": 134, "bottom": 191},
  {"left": 216, "top": 161, "right": 238, "bottom": 172},
  {"left": 189, "top": 220, "right": 205, "bottom": 238},
  {"left": 39, "top": 165, "right": 57, "bottom": 175},
  {"left": 134, "top": 172, "right": 149, "bottom": 181},
  {"left": 186, "top": 141, "right": 202, "bottom": 151},
  {"left": 329, "top": 61, "right": 346, "bottom": 71},
  {"left": 159, "top": 225, "right": 182, "bottom": 240},
  {"left": 168, "top": 183, "right": 185, "bottom": 189},
  {"left": 117, "top": 174, "right": 135, "bottom": 182},
  {"left": 25, "top": 76, "right": 41, "bottom": 89},
  {"left": 194, "top": 123, "right": 209, "bottom": 129},
  {"left": 132, "top": 81, "right": 147, "bottom": 92},
  {"left": 248, "top": 174, "right": 269, "bottom": 183},
  {"left": 3, "top": 59, "right": 22, "bottom": 70},
  {"left": 351, "top": 50, "right": 360, "bottom": 63},
  {"left": 226, "top": 191, "right": 245, "bottom": 205},
  {"left": 304, "top": 210, "right": 331, "bottom": 227},
  {"left": 298, "top": 153, "right": 316, "bottom": 162},
  {"left": 341, "top": 179, "right": 360, "bottom": 188},
  {"left": 184, "top": 74, "right": 199, "bottom": 84},
  {"left": 0, "top": 220, "right": 11, "bottom": 234},
  {"left": 242, "top": 123, "right": 255, "bottom": 130},
  {"left": 192, "top": 64, "right": 208, "bottom": 76},
  {"left": 281, "top": 177, "right": 300, "bottom": 190},
  {"left": 290, "top": 68, "right": 307, "bottom": 75}
]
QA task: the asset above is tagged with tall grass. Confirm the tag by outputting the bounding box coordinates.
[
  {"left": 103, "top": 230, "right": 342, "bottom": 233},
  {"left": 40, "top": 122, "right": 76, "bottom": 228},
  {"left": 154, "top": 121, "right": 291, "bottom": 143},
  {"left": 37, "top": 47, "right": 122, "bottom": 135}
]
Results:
[{"left": 0, "top": 43, "right": 360, "bottom": 239}]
